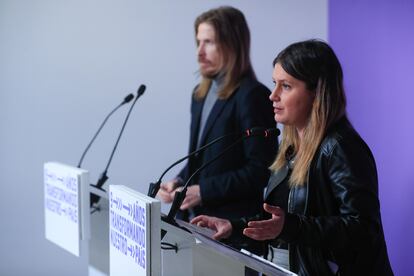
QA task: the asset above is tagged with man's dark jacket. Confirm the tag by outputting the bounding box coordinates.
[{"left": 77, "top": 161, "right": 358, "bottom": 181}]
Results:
[{"left": 177, "top": 76, "right": 278, "bottom": 223}]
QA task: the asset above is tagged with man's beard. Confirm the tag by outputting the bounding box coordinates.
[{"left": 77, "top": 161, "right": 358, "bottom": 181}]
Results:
[
  {"left": 201, "top": 72, "right": 217, "bottom": 79},
  {"left": 199, "top": 67, "right": 221, "bottom": 79}
]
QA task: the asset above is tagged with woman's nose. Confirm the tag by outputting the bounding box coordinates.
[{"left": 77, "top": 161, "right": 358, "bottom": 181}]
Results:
[{"left": 269, "top": 87, "right": 280, "bottom": 101}]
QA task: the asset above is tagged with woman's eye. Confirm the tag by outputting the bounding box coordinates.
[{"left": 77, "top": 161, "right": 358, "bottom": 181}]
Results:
[{"left": 282, "top": 84, "right": 291, "bottom": 90}]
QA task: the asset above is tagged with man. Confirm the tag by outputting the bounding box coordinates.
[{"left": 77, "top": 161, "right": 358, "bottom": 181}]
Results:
[{"left": 158, "top": 6, "right": 277, "bottom": 254}]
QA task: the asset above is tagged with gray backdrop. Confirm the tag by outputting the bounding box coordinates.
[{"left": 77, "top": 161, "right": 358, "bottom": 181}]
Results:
[{"left": 0, "top": 1, "right": 327, "bottom": 275}]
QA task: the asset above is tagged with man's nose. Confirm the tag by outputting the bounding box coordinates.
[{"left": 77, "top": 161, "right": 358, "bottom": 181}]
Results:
[{"left": 197, "top": 43, "right": 205, "bottom": 56}]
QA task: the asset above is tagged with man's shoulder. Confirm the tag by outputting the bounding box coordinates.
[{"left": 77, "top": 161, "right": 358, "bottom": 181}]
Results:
[
  {"left": 239, "top": 76, "right": 265, "bottom": 88},
  {"left": 236, "top": 77, "right": 270, "bottom": 98}
]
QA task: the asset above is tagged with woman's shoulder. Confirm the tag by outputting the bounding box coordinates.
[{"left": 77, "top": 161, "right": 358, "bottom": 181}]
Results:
[{"left": 320, "top": 117, "right": 371, "bottom": 158}]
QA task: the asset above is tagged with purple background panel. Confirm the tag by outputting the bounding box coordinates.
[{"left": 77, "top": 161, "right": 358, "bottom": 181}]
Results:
[{"left": 329, "top": 1, "right": 414, "bottom": 275}]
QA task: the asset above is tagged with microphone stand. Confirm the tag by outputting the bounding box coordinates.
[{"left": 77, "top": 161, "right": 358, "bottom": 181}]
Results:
[
  {"left": 163, "top": 137, "right": 244, "bottom": 225},
  {"left": 147, "top": 132, "right": 237, "bottom": 198},
  {"left": 148, "top": 127, "right": 274, "bottom": 198},
  {"left": 161, "top": 128, "right": 280, "bottom": 239},
  {"left": 77, "top": 93, "right": 134, "bottom": 168},
  {"left": 90, "top": 85, "right": 146, "bottom": 207}
]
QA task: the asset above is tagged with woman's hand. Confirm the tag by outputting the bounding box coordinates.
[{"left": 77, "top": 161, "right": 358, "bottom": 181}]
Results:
[
  {"left": 243, "top": 203, "right": 285, "bottom": 240},
  {"left": 191, "top": 215, "right": 233, "bottom": 240}
]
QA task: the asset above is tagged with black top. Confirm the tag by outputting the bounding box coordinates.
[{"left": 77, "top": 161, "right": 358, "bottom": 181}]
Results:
[{"left": 232, "top": 117, "right": 393, "bottom": 275}]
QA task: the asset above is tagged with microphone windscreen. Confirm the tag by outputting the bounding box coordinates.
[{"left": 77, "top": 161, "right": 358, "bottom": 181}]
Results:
[
  {"left": 123, "top": 93, "right": 134, "bottom": 103},
  {"left": 265, "top": 128, "right": 281, "bottom": 138},
  {"left": 137, "top": 84, "right": 146, "bottom": 96},
  {"left": 245, "top": 127, "right": 266, "bottom": 137}
]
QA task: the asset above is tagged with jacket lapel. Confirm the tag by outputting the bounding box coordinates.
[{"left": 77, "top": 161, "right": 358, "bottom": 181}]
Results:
[
  {"left": 198, "top": 99, "right": 228, "bottom": 147},
  {"left": 190, "top": 99, "right": 204, "bottom": 152},
  {"left": 264, "top": 164, "right": 289, "bottom": 200}
]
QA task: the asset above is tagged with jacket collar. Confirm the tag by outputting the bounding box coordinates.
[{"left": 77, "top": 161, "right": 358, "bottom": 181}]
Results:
[
  {"left": 264, "top": 164, "right": 289, "bottom": 200},
  {"left": 264, "top": 146, "right": 295, "bottom": 199},
  {"left": 198, "top": 99, "right": 229, "bottom": 147}
]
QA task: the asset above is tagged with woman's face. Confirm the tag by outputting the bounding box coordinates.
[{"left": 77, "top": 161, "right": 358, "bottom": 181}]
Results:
[{"left": 270, "top": 63, "right": 315, "bottom": 131}]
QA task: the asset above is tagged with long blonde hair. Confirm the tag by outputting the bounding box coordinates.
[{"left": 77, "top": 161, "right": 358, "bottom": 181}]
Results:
[
  {"left": 270, "top": 40, "right": 347, "bottom": 186},
  {"left": 193, "top": 6, "right": 256, "bottom": 100}
]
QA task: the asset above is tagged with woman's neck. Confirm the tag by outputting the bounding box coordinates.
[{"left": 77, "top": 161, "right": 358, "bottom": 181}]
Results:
[{"left": 297, "top": 127, "right": 305, "bottom": 140}]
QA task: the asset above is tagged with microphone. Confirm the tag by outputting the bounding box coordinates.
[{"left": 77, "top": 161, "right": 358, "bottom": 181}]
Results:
[
  {"left": 147, "top": 127, "right": 272, "bottom": 198},
  {"left": 164, "top": 128, "right": 280, "bottom": 225},
  {"left": 77, "top": 93, "right": 134, "bottom": 168},
  {"left": 148, "top": 132, "right": 236, "bottom": 198},
  {"left": 90, "top": 84, "right": 146, "bottom": 206}
]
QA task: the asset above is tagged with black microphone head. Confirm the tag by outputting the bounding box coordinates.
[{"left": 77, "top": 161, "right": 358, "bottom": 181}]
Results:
[
  {"left": 244, "top": 127, "right": 280, "bottom": 138},
  {"left": 265, "top": 128, "right": 281, "bottom": 138},
  {"left": 244, "top": 127, "right": 266, "bottom": 137},
  {"left": 137, "top": 84, "right": 146, "bottom": 96},
  {"left": 123, "top": 93, "right": 134, "bottom": 104}
]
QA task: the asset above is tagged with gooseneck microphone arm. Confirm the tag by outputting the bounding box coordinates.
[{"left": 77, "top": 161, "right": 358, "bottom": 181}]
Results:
[
  {"left": 90, "top": 85, "right": 146, "bottom": 206},
  {"left": 165, "top": 137, "right": 243, "bottom": 223},
  {"left": 147, "top": 132, "right": 238, "bottom": 198},
  {"left": 164, "top": 127, "right": 280, "bottom": 223},
  {"left": 77, "top": 93, "right": 134, "bottom": 168}
]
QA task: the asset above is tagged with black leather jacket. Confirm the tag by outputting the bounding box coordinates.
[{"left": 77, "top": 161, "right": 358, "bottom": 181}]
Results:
[{"left": 273, "top": 117, "right": 393, "bottom": 275}]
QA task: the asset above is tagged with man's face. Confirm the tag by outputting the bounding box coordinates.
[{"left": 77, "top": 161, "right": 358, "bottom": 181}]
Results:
[{"left": 196, "top": 22, "right": 223, "bottom": 78}]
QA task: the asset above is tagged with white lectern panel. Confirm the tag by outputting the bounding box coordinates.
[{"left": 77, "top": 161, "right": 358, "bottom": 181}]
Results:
[
  {"left": 44, "top": 162, "right": 89, "bottom": 256},
  {"left": 109, "top": 185, "right": 160, "bottom": 276}
]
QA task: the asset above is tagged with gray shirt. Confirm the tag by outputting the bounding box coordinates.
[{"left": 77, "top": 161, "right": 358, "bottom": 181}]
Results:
[{"left": 197, "top": 77, "right": 222, "bottom": 148}]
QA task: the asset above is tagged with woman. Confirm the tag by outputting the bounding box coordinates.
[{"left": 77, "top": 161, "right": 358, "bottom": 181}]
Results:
[{"left": 191, "top": 40, "right": 393, "bottom": 275}]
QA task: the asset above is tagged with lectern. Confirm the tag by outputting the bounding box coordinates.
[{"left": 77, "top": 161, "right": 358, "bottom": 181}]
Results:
[
  {"left": 44, "top": 162, "right": 296, "bottom": 275},
  {"left": 161, "top": 218, "right": 296, "bottom": 276}
]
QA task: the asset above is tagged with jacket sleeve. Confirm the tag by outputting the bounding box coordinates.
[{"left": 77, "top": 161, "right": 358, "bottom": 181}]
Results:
[
  {"left": 199, "top": 84, "right": 278, "bottom": 205},
  {"left": 278, "top": 137, "right": 383, "bottom": 256}
]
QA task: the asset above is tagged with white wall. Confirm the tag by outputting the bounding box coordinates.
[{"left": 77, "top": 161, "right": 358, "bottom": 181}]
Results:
[{"left": 0, "top": 1, "right": 327, "bottom": 275}]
